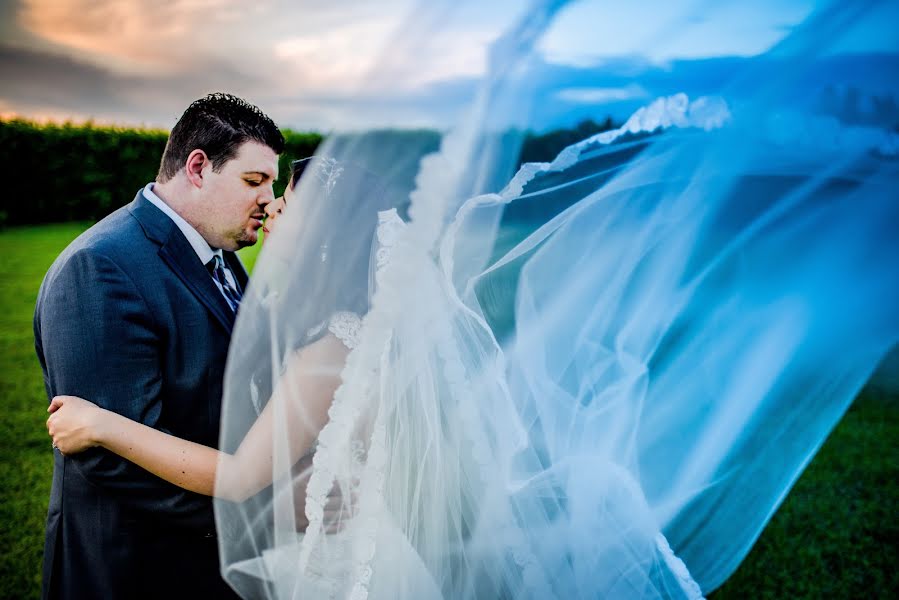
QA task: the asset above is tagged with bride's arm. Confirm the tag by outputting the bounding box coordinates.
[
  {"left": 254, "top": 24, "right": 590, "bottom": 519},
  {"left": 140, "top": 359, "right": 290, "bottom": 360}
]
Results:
[
  {"left": 48, "top": 397, "right": 224, "bottom": 496},
  {"left": 47, "top": 334, "right": 349, "bottom": 502},
  {"left": 219, "top": 334, "right": 348, "bottom": 500}
]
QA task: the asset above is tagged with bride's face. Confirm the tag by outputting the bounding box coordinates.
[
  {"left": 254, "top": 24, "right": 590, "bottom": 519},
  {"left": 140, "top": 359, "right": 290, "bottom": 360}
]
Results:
[{"left": 262, "top": 177, "right": 295, "bottom": 237}]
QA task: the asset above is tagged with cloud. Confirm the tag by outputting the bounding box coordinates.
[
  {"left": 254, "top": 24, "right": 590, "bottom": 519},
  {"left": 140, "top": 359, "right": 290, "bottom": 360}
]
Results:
[
  {"left": 3, "top": 1, "right": 898, "bottom": 132},
  {"left": 0, "top": 35, "right": 478, "bottom": 130},
  {"left": 1, "top": 0, "right": 514, "bottom": 129},
  {"left": 4, "top": 38, "right": 899, "bottom": 134},
  {"left": 0, "top": 42, "right": 274, "bottom": 127},
  {"left": 18, "top": 0, "right": 256, "bottom": 74},
  {"left": 0, "top": 43, "right": 123, "bottom": 115},
  {"left": 8, "top": 0, "right": 501, "bottom": 113}
]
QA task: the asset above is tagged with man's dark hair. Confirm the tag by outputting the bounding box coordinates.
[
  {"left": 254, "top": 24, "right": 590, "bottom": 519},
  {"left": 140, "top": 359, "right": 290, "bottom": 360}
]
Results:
[{"left": 157, "top": 92, "right": 285, "bottom": 182}]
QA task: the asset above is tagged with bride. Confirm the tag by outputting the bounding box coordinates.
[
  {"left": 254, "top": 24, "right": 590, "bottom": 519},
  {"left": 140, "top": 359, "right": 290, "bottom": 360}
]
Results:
[{"left": 46, "top": 1, "right": 898, "bottom": 598}]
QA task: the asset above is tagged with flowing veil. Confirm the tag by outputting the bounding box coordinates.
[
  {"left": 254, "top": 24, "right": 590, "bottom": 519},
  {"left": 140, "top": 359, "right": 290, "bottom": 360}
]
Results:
[{"left": 216, "top": 1, "right": 898, "bottom": 598}]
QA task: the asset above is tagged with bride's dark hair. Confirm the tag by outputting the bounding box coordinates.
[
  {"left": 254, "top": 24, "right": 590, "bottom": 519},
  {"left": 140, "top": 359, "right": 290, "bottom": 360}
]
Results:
[{"left": 282, "top": 156, "right": 395, "bottom": 345}]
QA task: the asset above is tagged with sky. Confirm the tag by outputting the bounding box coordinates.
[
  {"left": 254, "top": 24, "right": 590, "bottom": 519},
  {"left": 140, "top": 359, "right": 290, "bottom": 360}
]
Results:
[{"left": 1, "top": 0, "right": 896, "bottom": 132}]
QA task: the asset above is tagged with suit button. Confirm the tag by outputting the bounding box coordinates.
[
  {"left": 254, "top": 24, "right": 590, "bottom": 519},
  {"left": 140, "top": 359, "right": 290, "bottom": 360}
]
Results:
[{"left": 203, "top": 532, "right": 215, "bottom": 539}]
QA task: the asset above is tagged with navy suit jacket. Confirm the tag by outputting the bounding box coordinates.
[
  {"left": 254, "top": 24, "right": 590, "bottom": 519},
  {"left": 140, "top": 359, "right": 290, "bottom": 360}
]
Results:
[{"left": 34, "top": 191, "right": 246, "bottom": 599}]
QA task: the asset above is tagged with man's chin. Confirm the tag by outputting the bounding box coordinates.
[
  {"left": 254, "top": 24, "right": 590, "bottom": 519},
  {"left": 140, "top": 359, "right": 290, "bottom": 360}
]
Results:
[{"left": 234, "top": 229, "right": 260, "bottom": 249}]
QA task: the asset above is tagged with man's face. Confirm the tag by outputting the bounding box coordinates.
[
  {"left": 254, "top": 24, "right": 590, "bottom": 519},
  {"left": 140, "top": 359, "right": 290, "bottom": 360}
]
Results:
[{"left": 196, "top": 141, "right": 278, "bottom": 251}]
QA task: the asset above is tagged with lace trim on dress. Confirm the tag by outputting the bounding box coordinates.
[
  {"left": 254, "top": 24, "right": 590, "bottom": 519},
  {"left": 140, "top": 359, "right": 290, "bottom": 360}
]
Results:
[
  {"left": 343, "top": 208, "right": 406, "bottom": 600},
  {"left": 298, "top": 207, "right": 407, "bottom": 599},
  {"left": 328, "top": 311, "right": 363, "bottom": 349},
  {"left": 375, "top": 208, "right": 405, "bottom": 275},
  {"left": 655, "top": 533, "right": 705, "bottom": 600}
]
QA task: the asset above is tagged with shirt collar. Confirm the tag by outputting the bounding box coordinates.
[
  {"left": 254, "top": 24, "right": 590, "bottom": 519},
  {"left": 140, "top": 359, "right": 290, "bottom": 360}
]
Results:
[{"left": 143, "top": 183, "right": 223, "bottom": 266}]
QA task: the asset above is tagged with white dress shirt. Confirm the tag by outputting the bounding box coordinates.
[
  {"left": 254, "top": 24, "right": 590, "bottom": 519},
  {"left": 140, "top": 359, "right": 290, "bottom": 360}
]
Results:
[{"left": 143, "top": 182, "right": 240, "bottom": 296}]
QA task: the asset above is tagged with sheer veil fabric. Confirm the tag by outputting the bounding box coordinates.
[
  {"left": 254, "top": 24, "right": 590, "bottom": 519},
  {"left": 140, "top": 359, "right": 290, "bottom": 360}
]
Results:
[{"left": 215, "top": 1, "right": 898, "bottom": 598}]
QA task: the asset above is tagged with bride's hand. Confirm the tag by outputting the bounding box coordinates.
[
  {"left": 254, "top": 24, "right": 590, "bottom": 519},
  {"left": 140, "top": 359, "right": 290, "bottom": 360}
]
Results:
[
  {"left": 47, "top": 395, "right": 105, "bottom": 454},
  {"left": 290, "top": 452, "right": 357, "bottom": 534}
]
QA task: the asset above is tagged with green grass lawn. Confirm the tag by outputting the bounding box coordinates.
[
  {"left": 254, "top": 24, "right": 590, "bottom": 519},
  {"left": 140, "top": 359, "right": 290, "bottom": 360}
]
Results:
[{"left": 0, "top": 223, "right": 896, "bottom": 599}]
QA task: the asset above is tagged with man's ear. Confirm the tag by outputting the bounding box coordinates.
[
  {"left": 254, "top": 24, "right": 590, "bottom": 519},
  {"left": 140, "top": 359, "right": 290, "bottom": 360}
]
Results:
[{"left": 185, "top": 149, "right": 209, "bottom": 188}]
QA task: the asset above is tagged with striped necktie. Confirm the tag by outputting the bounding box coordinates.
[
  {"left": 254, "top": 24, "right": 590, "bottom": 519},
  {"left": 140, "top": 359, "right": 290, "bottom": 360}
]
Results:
[{"left": 207, "top": 255, "right": 242, "bottom": 312}]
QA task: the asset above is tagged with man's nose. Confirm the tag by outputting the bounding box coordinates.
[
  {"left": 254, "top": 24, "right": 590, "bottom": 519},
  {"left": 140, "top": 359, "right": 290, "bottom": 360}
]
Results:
[{"left": 258, "top": 185, "right": 276, "bottom": 206}]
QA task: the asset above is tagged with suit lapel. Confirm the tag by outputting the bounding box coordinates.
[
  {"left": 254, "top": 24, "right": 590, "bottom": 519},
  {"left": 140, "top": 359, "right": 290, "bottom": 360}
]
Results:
[
  {"left": 159, "top": 236, "right": 237, "bottom": 333},
  {"left": 128, "top": 191, "right": 237, "bottom": 334}
]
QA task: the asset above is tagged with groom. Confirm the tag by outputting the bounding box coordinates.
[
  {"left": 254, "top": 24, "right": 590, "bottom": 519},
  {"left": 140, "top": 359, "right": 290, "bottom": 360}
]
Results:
[{"left": 34, "top": 93, "right": 283, "bottom": 599}]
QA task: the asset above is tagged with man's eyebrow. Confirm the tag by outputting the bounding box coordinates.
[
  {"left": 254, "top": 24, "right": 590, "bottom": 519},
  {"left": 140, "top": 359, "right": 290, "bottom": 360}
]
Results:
[{"left": 243, "top": 171, "right": 273, "bottom": 179}]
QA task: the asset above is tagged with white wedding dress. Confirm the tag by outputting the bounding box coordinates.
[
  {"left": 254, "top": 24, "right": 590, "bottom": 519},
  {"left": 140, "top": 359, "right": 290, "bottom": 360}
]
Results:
[
  {"left": 224, "top": 209, "right": 443, "bottom": 599},
  {"left": 228, "top": 309, "right": 442, "bottom": 600}
]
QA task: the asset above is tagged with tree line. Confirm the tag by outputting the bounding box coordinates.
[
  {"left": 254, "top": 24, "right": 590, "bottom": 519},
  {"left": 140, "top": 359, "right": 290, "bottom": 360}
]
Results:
[{"left": 0, "top": 117, "right": 615, "bottom": 227}]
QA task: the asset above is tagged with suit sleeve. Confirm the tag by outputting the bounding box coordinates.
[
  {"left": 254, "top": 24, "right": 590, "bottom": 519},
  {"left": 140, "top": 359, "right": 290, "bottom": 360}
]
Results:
[{"left": 36, "top": 247, "right": 215, "bottom": 532}]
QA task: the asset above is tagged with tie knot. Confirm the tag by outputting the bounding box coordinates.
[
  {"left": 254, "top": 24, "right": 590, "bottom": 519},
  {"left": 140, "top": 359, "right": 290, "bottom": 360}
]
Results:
[{"left": 207, "top": 255, "right": 223, "bottom": 274}]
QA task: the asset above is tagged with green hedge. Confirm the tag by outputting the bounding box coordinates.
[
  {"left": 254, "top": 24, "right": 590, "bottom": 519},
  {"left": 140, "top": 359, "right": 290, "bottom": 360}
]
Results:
[
  {"left": 0, "top": 117, "right": 618, "bottom": 228},
  {"left": 0, "top": 119, "right": 322, "bottom": 227}
]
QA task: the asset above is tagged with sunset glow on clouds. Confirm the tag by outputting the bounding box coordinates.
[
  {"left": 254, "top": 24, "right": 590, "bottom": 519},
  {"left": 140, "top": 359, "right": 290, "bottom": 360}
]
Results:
[
  {"left": 1, "top": 0, "right": 896, "bottom": 131},
  {"left": 18, "top": 0, "right": 240, "bottom": 73}
]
